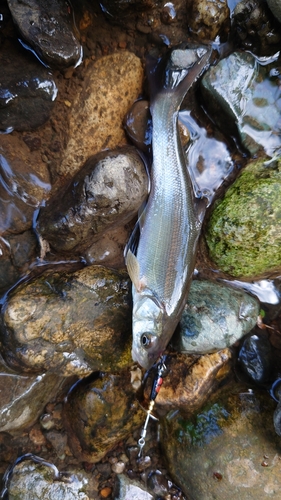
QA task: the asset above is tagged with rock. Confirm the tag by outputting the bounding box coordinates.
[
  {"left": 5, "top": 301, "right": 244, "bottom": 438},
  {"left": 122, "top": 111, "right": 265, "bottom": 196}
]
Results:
[
  {"left": 7, "top": 0, "right": 82, "bottom": 68},
  {"left": 1, "top": 266, "right": 132, "bottom": 375},
  {"left": 113, "top": 474, "right": 154, "bottom": 500},
  {"left": 0, "top": 135, "right": 51, "bottom": 234},
  {"left": 0, "top": 43, "right": 57, "bottom": 131},
  {"left": 0, "top": 230, "right": 37, "bottom": 294},
  {"left": 238, "top": 331, "right": 274, "bottom": 385},
  {"left": 7, "top": 459, "right": 93, "bottom": 500},
  {"left": 145, "top": 350, "right": 233, "bottom": 414},
  {"left": 172, "top": 280, "right": 259, "bottom": 354},
  {"left": 84, "top": 225, "right": 133, "bottom": 269},
  {"left": 205, "top": 157, "right": 281, "bottom": 279},
  {"left": 233, "top": 0, "right": 281, "bottom": 55},
  {"left": 56, "top": 51, "right": 144, "bottom": 179},
  {"left": 201, "top": 51, "right": 281, "bottom": 156},
  {"left": 186, "top": 0, "right": 230, "bottom": 41},
  {"left": 162, "top": 385, "right": 281, "bottom": 499},
  {"left": 63, "top": 371, "right": 143, "bottom": 463},
  {"left": 124, "top": 100, "right": 152, "bottom": 154},
  {"left": 38, "top": 146, "right": 148, "bottom": 255},
  {"left": 266, "top": 0, "right": 281, "bottom": 22},
  {"left": 179, "top": 110, "right": 233, "bottom": 202},
  {"left": 0, "top": 353, "right": 65, "bottom": 433}
]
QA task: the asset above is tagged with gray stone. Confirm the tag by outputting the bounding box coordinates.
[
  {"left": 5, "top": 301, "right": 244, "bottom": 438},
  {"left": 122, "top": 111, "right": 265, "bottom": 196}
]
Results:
[
  {"left": 7, "top": 0, "right": 82, "bottom": 68},
  {"left": 0, "top": 354, "right": 65, "bottom": 433},
  {"left": 114, "top": 473, "right": 153, "bottom": 500},
  {"left": 267, "top": 0, "right": 281, "bottom": 23},
  {"left": 7, "top": 460, "right": 91, "bottom": 500},
  {"left": 201, "top": 51, "right": 281, "bottom": 156},
  {"left": 172, "top": 280, "right": 259, "bottom": 354},
  {"left": 0, "top": 44, "right": 57, "bottom": 131},
  {"left": 38, "top": 146, "right": 148, "bottom": 255}
]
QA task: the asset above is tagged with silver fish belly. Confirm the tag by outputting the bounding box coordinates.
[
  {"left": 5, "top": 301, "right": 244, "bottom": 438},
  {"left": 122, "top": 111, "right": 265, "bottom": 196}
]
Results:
[{"left": 126, "top": 45, "right": 212, "bottom": 369}]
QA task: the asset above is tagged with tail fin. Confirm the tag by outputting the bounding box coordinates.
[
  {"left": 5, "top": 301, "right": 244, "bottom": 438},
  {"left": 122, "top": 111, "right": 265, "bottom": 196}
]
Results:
[{"left": 146, "top": 43, "right": 212, "bottom": 107}]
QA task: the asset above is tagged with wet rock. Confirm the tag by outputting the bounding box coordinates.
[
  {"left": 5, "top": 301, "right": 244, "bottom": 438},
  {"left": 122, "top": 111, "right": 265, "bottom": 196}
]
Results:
[
  {"left": 180, "top": 110, "right": 233, "bottom": 202},
  {"left": 146, "top": 350, "right": 232, "bottom": 414},
  {"left": 114, "top": 474, "right": 154, "bottom": 499},
  {"left": 162, "top": 386, "right": 281, "bottom": 499},
  {"left": 266, "top": 0, "right": 281, "bottom": 23},
  {"left": 0, "top": 230, "right": 37, "bottom": 293},
  {"left": 7, "top": 0, "right": 82, "bottom": 68},
  {"left": 0, "top": 43, "right": 57, "bottom": 131},
  {"left": 38, "top": 146, "right": 148, "bottom": 255},
  {"left": 233, "top": 0, "right": 281, "bottom": 55},
  {"left": 1, "top": 266, "right": 132, "bottom": 375},
  {"left": 186, "top": 0, "right": 230, "bottom": 42},
  {"left": 56, "top": 51, "right": 144, "bottom": 179},
  {"left": 7, "top": 459, "right": 93, "bottom": 499},
  {"left": 201, "top": 51, "right": 281, "bottom": 156},
  {"left": 84, "top": 225, "right": 133, "bottom": 269},
  {"left": 205, "top": 157, "right": 281, "bottom": 279},
  {"left": 124, "top": 99, "right": 152, "bottom": 154},
  {"left": 238, "top": 331, "right": 274, "bottom": 385},
  {"left": 63, "top": 371, "right": 143, "bottom": 463},
  {"left": 146, "top": 470, "right": 170, "bottom": 497},
  {"left": 100, "top": 0, "right": 153, "bottom": 20},
  {"left": 0, "top": 135, "right": 51, "bottom": 234},
  {"left": 172, "top": 280, "right": 259, "bottom": 354},
  {"left": 0, "top": 353, "right": 65, "bottom": 433}
]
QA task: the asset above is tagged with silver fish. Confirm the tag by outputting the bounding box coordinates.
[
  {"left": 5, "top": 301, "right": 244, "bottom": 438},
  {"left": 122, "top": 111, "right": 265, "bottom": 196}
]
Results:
[{"left": 125, "top": 44, "right": 212, "bottom": 369}]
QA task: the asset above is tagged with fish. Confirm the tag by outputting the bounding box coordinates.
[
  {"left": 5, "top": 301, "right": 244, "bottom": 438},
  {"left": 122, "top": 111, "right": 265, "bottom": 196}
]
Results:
[{"left": 125, "top": 43, "right": 212, "bottom": 369}]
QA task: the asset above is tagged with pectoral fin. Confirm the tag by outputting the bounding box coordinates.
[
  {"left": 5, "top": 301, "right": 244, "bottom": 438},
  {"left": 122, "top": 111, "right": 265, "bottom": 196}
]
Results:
[{"left": 125, "top": 249, "right": 141, "bottom": 291}]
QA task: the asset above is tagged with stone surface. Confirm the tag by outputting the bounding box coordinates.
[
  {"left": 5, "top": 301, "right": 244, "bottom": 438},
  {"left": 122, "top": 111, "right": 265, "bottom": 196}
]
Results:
[
  {"left": 0, "top": 134, "right": 51, "bottom": 234},
  {"left": 233, "top": 0, "right": 281, "bottom": 55},
  {"left": 63, "top": 371, "right": 143, "bottom": 463},
  {"left": 38, "top": 146, "right": 148, "bottom": 255},
  {"left": 0, "top": 354, "right": 65, "bottom": 433},
  {"left": 7, "top": 0, "right": 82, "bottom": 68},
  {"left": 172, "top": 280, "right": 259, "bottom": 354},
  {"left": 56, "top": 51, "right": 144, "bottom": 179},
  {"left": 186, "top": 0, "right": 230, "bottom": 41},
  {"left": 201, "top": 51, "right": 281, "bottom": 156},
  {"left": 7, "top": 460, "right": 92, "bottom": 500},
  {"left": 238, "top": 331, "right": 274, "bottom": 385},
  {"left": 0, "top": 43, "right": 57, "bottom": 131},
  {"left": 162, "top": 385, "right": 281, "bottom": 499},
  {"left": 1, "top": 266, "right": 132, "bottom": 375},
  {"left": 113, "top": 474, "right": 154, "bottom": 500},
  {"left": 205, "top": 157, "right": 281, "bottom": 279},
  {"left": 266, "top": 0, "right": 281, "bottom": 23},
  {"left": 146, "top": 350, "right": 233, "bottom": 414}
]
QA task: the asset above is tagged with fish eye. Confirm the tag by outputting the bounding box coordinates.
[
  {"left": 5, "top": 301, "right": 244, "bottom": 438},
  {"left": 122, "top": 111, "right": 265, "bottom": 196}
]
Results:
[{"left": 141, "top": 333, "right": 154, "bottom": 348}]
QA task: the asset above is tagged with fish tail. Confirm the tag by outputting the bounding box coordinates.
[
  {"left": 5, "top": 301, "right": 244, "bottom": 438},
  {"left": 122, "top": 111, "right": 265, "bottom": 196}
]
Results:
[{"left": 147, "top": 43, "right": 212, "bottom": 109}]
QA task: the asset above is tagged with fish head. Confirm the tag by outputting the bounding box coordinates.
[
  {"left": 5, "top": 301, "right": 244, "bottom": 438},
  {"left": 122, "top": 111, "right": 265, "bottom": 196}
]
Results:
[{"left": 132, "top": 292, "right": 165, "bottom": 369}]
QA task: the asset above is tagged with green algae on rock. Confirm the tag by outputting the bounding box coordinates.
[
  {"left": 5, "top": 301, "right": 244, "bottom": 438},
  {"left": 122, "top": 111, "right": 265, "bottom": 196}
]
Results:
[
  {"left": 1, "top": 266, "right": 132, "bottom": 376},
  {"left": 205, "top": 157, "right": 281, "bottom": 278},
  {"left": 162, "top": 385, "right": 281, "bottom": 499},
  {"left": 63, "top": 371, "right": 143, "bottom": 463},
  {"left": 172, "top": 280, "right": 259, "bottom": 354}
]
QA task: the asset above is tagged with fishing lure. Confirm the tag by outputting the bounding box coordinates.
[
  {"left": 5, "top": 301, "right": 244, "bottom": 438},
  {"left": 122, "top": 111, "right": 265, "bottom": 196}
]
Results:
[{"left": 138, "top": 356, "right": 167, "bottom": 457}]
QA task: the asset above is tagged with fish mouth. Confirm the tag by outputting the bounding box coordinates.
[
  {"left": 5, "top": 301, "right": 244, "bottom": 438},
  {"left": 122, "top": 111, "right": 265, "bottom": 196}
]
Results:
[{"left": 132, "top": 347, "right": 162, "bottom": 370}]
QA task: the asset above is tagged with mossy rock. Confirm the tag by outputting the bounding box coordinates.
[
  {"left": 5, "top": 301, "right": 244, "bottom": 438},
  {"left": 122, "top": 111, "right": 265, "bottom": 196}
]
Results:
[{"left": 205, "top": 158, "right": 281, "bottom": 278}]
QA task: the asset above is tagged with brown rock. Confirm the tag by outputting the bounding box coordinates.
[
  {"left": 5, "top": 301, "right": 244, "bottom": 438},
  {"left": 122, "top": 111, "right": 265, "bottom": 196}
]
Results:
[
  {"left": 56, "top": 51, "right": 144, "bottom": 179},
  {"left": 63, "top": 371, "right": 143, "bottom": 463},
  {"left": 146, "top": 350, "right": 232, "bottom": 415}
]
